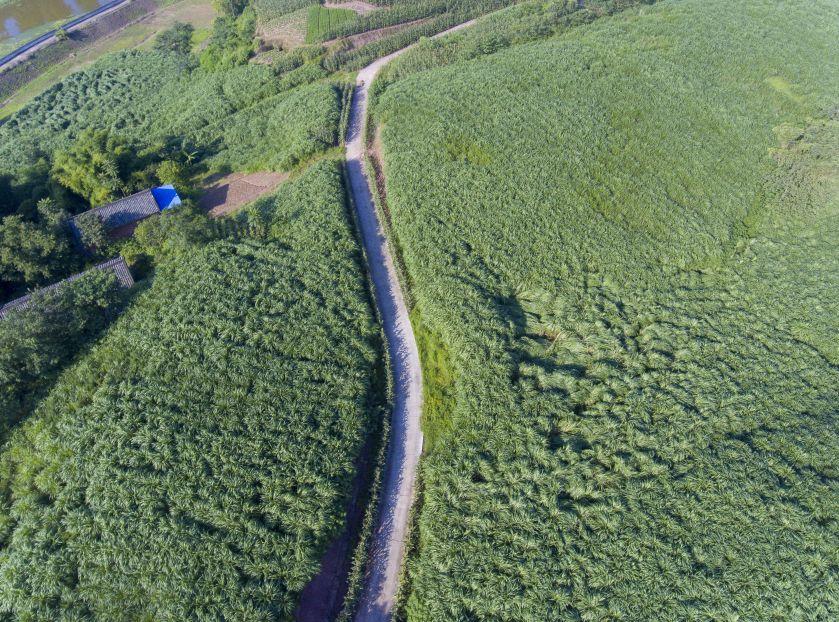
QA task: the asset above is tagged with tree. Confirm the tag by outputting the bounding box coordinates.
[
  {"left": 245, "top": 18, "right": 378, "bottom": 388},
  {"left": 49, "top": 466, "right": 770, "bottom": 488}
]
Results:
[
  {"left": 200, "top": 10, "right": 257, "bottom": 70},
  {"left": 0, "top": 200, "right": 75, "bottom": 287},
  {"left": 51, "top": 130, "right": 132, "bottom": 207},
  {"left": 154, "top": 22, "right": 195, "bottom": 55},
  {"left": 214, "top": 0, "right": 249, "bottom": 18},
  {"left": 157, "top": 159, "right": 189, "bottom": 188},
  {"left": 123, "top": 201, "right": 213, "bottom": 266},
  {"left": 75, "top": 211, "right": 109, "bottom": 252}
]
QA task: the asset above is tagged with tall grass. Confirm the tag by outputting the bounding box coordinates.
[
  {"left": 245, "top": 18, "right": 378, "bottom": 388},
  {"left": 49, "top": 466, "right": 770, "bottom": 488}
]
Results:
[
  {"left": 305, "top": 5, "right": 356, "bottom": 42},
  {"left": 0, "top": 161, "right": 386, "bottom": 619},
  {"left": 373, "top": 0, "right": 839, "bottom": 619}
]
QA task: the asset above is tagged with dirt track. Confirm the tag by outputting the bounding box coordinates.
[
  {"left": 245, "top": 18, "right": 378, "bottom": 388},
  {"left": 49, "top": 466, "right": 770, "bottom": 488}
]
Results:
[{"left": 346, "top": 19, "right": 476, "bottom": 622}]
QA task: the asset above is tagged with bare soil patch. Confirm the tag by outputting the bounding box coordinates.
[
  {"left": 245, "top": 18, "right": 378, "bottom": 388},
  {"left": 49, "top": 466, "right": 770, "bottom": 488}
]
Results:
[
  {"left": 257, "top": 5, "right": 308, "bottom": 49},
  {"left": 198, "top": 171, "right": 288, "bottom": 217},
  {"left": 324, "top": 1, "right": 377, "bottom": 15}
]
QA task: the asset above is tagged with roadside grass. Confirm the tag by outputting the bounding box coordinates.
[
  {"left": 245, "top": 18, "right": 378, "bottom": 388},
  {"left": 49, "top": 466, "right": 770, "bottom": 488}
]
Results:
[
  {"left": 410, "top": 307, "right": 456, "bottom": 453},
  {"left": 306, "top": 5, "right": 356, "bottom": 43}
]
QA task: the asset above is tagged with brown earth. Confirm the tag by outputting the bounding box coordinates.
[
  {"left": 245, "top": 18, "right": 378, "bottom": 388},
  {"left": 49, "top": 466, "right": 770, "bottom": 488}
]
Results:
[
  {"left": 256, "top": 5, "right": 308, "bottom": 50},
  {"left": 198, "top": 171, "right": 288, "bottom": 217},
  {"left": 324, "top": 1, "right": 378, "bottom": 15}
]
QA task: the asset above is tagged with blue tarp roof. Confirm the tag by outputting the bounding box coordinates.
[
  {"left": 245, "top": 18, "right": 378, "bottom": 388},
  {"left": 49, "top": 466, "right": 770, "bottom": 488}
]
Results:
[{"left": 152, "top": 185, "right": 182, "bottom": 211}]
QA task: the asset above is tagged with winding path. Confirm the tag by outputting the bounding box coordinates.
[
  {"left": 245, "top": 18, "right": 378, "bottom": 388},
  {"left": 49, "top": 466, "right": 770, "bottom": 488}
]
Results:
[{"left": 345, "top": 19, "right": 476, "bottom": 622}]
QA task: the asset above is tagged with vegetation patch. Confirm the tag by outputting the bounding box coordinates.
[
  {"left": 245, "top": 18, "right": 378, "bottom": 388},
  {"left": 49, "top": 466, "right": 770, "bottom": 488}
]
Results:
[
  {"left": 306, "top": 5, "right": 357, "bottom": 43},
  {"left": 375, "top": 0, "right": 839, "bottom": 619},
  {"left": 443, "top": 134, "right": 492, "bottom": 166},
  {"left": 0, "top": 161, "right": 384, "bottom": 619},
  {"left": 411, "top": 308, "right": 456, "bottom": 453},
  {"left": 0, "top": 32, "right": 342, "bottom": 299}
]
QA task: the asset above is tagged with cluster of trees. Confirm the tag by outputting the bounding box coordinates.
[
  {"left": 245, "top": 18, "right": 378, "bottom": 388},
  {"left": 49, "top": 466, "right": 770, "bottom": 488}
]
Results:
[
  {"left": 201, "top": 5, "right": 259, "bottom": 70},
  {"left": 0, "top": 126, "right": 195, "bottom": 298},
  {"left": 372, "top": 0, "right": 838, "bottom": 619},
  {"left": 0, "top": 161, "right": 385, "bottom": 619},
  {"left": 153, "top": 21, "right": 195, "bottom": 55},
  {"left": 0, "top": 10, "right": 350, "bottom": 300}
]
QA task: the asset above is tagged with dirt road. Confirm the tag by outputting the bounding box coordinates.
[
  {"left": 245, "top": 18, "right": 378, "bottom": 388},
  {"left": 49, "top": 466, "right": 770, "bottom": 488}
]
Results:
[{"left": 345, "top": 19, "right": 476, "bottom": 622}]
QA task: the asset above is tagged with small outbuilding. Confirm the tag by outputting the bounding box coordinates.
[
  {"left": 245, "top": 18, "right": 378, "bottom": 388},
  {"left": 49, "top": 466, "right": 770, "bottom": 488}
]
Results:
[
  {"left": 68, "top": 185, "right": 182, "bottom": 243},
  {"left": 0, "top": 256, "right": 134, "bottom": 319}
]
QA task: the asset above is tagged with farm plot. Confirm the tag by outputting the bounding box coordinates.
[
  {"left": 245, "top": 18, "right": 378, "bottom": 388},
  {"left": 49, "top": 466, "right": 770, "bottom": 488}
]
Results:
[
  {"left": 306, "top": 5, "right": 357, "bottom": 43},
  {"left": 373, "top": 0, "right": 839, "bottom": 619},
  {"left": 0, "top": 161, "right": 386, "bottom": 620}
]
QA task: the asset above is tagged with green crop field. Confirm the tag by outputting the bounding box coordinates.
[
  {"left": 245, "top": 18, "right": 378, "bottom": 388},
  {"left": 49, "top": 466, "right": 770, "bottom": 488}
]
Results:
[
  {"left": 0, "top": 161, "right": 386, "bottom": 619},
  {"left": 0, "top": 52, "right": 340, "bottom": 177},
  {"left": 373, "top": 0, "right": 839, "bottom": 619},
  {"left": 306, "top": 5, "right": 356, "bottom": 43}
]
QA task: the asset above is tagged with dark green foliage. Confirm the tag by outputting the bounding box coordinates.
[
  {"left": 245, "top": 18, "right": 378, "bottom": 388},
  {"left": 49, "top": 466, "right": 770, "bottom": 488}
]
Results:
[
  {"left": 200, "top": 9, "right": 258, "bottom": 70},
  {"left": 0, "top": 161, "right": 383, "bottom": 620},
  {"left": 156, "top": 159, "right": 189, "bottom": 188},
  {"left": 0, "top": 270, "right": 124, "bottom": 442},
  {"left": 153, "top": 21, "right": 196, "bottom": 55},
  {"left": 215, "top": 0, "right": 250, "bottom": 17},
  {"left": 0, "top": 198, "right": 75, "bottom": 289},
  {"left": 51, "top": 129, "right": 134, "bottom": 207},
  {"left": 75, "top": 211, "right": 109, "bottom": 251},
  {"left": 122, "top": 201, "right": 215, "bottom": 268},
  {"left": 374, "top": 0, "right": 839, "bottom": 619}
]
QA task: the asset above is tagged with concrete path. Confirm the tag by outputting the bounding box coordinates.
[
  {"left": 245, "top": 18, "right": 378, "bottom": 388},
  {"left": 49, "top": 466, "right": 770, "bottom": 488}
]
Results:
[{"left": 346, "top": 19, "right": 476, "bottom": 622}]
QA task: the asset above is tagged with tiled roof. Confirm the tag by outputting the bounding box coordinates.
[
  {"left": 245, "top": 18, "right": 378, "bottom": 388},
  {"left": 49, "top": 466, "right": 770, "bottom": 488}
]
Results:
[
  {"left": 0, "top": 257, "right": 134, "bottom": 319},
  {"left": 68, "top": 189, "right": 161, "bottom": 241}
]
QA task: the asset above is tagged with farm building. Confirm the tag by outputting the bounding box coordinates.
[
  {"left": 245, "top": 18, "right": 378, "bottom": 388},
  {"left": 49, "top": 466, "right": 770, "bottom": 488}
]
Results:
[
  {"left": 0, "top": 257, "right": 134, "bottom": 319},
  {"left": 67, "top": 185, "right": 182, "bottom": 243}
]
